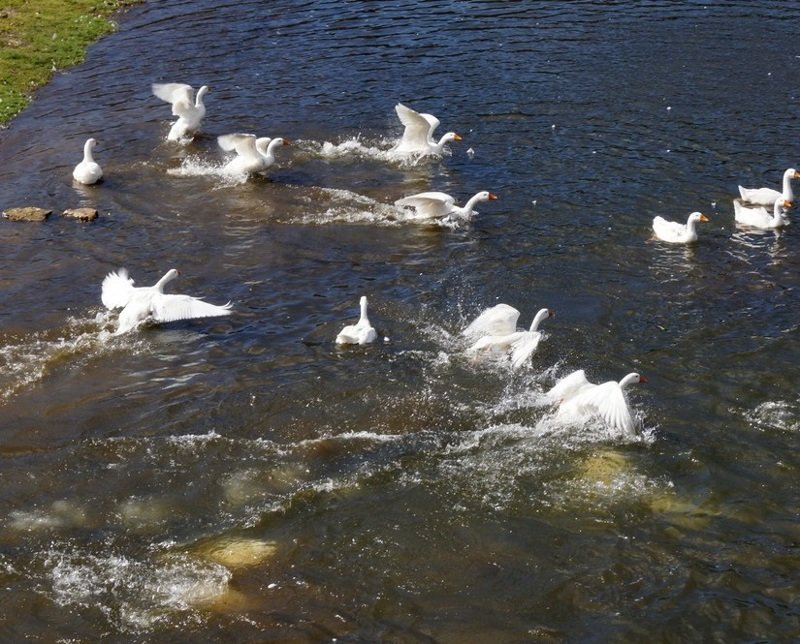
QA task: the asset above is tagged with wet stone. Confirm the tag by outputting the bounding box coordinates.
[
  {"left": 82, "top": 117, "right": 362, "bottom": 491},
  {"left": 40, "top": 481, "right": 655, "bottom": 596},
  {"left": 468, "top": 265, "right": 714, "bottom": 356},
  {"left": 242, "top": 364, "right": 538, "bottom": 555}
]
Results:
[
  {"left": 62, "top": 207, "right": 99, "bottom": 221},
  {"left": 2, "top": 207, "right": 52, "bottom": 222}
]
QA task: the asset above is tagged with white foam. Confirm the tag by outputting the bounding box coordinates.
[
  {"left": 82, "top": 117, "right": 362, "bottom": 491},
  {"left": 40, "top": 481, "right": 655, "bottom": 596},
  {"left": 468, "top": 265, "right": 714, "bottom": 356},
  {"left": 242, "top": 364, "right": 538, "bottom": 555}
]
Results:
[
  {"left": 746, "top": 400, "right": 800, "bottom": 432},
  {"left": 8, "top": 500, "right": 88, "bottom": 531},
  {"left": 166, "top": 156, "right": 249, "bottom": 187},
  {"left": 0, "top": 313, "right": 144, "bottom": 402},
  {"left": 294, "top": 187, "right": 402, "bottom": 226},
  {"left": 300, "top": 136, "right": 451, "bottom": 167},
  {"left": 45, "top": 549, "right": 231, "bottom": 632}
]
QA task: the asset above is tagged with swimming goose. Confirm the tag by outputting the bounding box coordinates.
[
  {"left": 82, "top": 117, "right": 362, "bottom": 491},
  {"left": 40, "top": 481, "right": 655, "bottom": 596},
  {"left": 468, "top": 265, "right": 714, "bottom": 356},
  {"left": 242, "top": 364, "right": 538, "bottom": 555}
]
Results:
[
  {"left": 218, "top": 134, "right": 288, "bottom": 175},
  {"left": 652, "top": 211, "right": 709, "bottom": 243},
  {"left": 335, "top": 296, "right": 377, "bottom": 345},
  {"left": 72, "top": 138, "right": 103, "bottom": 185},
  {"left": 391, "top": 103, "right": 461, "bottom": 156},
  {"left": 547, "top": 370, "right": 646, "bottom": 436},
  {"left": 733, "top": 198, "right": 791, "bottom": 229},
  {"left": 468, "top": 308, "right": 553, "bottom": 369},
  {"left": 152, "top": 83, "right": 209, "bottom": 143},
  {"left": 738, "top": 168, "right": 799, "bottom": 206},
  {"left": 101, "top": 268, "right": 232, "bottom": 335},
  {"left": 395, "top": 191, "right": 498, "bottom": 222}
]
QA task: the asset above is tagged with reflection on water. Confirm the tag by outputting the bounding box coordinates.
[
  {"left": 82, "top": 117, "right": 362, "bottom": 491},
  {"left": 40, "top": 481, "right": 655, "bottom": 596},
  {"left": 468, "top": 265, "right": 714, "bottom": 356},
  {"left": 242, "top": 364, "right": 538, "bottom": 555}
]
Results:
[{"left": 1, "top": 0, "right": 800, "bottom": 640}]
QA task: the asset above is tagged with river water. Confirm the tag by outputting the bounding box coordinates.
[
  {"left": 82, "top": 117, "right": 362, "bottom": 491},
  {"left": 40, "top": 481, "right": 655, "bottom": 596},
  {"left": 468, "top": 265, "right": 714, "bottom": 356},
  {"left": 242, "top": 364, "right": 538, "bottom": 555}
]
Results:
[{"left": 1, "top": 0, "right": 799, "bottom": 640}]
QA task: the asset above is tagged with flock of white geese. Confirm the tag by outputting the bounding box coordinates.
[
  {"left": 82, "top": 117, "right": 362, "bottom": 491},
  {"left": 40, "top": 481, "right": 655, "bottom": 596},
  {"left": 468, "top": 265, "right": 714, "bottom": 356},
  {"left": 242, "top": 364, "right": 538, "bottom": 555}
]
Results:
[{"left": 69, "top": 82, "right": 797, "bottom": 438}]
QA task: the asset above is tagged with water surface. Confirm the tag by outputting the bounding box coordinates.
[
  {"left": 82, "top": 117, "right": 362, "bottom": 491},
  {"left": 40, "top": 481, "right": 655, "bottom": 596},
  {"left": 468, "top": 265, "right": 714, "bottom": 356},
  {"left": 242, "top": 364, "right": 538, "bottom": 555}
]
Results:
[{"left": 1, "top": 1, "right": 799, "bottom": 640}]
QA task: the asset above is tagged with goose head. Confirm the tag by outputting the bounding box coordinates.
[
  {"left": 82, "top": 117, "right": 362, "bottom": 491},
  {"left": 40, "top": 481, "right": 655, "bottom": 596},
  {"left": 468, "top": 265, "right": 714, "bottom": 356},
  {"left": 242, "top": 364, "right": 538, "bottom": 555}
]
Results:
[
  {"left": 529, "top": 308, "right": 554, "bottom": 332},
  {"left": 619, "top": 373, "right": 647, "bottom": 388},
  {"left": 255, "top": 137, "right": 272, "bottom": 155},
  {"left": 155, "top": 268, "right": 180, "bottom": 291},
  {"left": 687, "top": 211, "right": 709, "bottom": 225},
  {"left": 266, "top": 137, "right": 289, "bottom": 155},
  {"left": 83, "top": 138, "right": 98, "bottom": 158}
]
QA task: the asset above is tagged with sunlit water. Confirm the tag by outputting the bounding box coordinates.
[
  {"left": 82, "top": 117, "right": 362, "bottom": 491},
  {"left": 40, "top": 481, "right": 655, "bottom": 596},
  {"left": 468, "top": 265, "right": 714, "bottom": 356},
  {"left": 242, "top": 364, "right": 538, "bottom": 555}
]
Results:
[{"left": 1, "top": 1, "right": 799, "bottom": 640}]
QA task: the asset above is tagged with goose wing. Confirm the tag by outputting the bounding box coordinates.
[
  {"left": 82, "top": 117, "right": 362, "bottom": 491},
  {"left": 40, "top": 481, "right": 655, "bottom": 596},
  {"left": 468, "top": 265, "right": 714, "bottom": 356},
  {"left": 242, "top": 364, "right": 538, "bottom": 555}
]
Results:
[
  {"left": 395, "top": 103, "right": 438, "bottom": 149},
  {"left": 652, "top": 216, "right": 686, "bottom": 242},
  {"left": 547, "top": 369, "right": 590, "bottom": 403},
  {"left": 218, "top": 133, "right": 259, "bottom": 159},
  {"left": 152, "top": 83, "right": 194, "bottom": 115},
  {"left": 150, "top": 293, "right": 232, "bottom": 323},
  {"left": 101, "top": 268, "right": 136, "bottom": 310},
  {"left": 462, "top": 303, "right": 520, "bottom": 339},
  {"left": 394, "top": 192, "right": 454, "bottom": 219},
  {"left": 570, "top": 380, "right": 635, "bottom": 435},
  {"left": 509, "top": 331, "right": 542, "bottom": 369}
]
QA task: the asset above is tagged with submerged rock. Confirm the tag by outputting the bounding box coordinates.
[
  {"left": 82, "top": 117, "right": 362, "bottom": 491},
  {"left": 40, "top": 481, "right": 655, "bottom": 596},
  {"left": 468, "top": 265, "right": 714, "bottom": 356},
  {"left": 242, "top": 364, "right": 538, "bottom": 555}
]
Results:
[
  {"left": 3, "top": 206, "right": 51, "bottom": 222},
  {"left": 193, "top": 535, "right": 279, "bottom": 569},
  {"left": 62, "top": 207, "right": 98, "bottom": 221}
]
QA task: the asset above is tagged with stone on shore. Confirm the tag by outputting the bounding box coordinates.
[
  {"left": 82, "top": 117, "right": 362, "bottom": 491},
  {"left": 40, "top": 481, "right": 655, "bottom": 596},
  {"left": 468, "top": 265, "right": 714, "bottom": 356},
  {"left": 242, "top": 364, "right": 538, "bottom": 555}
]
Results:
[
  {"left": 62, "top": 207, "right": 99, "bottom": 221},
  {"left": 3, "top": 206, "right": 52, "bottom": 222}
]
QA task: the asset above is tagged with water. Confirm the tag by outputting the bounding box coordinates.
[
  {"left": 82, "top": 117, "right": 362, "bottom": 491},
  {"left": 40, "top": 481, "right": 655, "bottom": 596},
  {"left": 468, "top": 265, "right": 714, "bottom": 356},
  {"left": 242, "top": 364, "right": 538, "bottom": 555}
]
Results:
[{"left": 1, "top": 0, "right": 799, "bottom": 640}]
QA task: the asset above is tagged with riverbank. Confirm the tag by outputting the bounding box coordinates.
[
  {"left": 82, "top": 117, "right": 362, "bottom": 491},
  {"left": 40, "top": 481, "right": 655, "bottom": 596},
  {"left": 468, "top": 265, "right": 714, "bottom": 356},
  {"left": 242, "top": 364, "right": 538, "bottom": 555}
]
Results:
[{"left": 0, "top": 0, "right": 141, "bottom": 125}]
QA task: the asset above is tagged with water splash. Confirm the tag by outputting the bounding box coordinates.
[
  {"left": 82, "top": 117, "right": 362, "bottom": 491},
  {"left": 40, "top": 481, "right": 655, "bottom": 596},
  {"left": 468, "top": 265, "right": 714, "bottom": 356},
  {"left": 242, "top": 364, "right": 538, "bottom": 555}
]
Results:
[
  {"left": 44, "top": 548, "right": 231, "bottom": 632},
  {"left": 0, "top": 312, "right": 146, "bottom": 403},
  {"left": 301, "top": 136, "right": 452, "bottom": 167}
]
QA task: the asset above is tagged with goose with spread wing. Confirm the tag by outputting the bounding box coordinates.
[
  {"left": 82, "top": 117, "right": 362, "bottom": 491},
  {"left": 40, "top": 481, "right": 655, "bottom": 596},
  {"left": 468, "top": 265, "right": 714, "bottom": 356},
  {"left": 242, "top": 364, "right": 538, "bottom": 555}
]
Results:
[
  {"left": 391, "top": 103, "right": 462, "bottom": 156},
  {"left": 218, "top": 133, "right": 289, "bottom": 175},
  {"left": 395, "top": 190, "right": 498, "bottom": 223},
  {"left": 152, "top": 82, "right": 209, "bottom": 143},
  {"left": 101, "top": 268, "right": 232, "bottom": 335},
  {"left": 547, "top": 370, "right": 647, "bottom": 436}
]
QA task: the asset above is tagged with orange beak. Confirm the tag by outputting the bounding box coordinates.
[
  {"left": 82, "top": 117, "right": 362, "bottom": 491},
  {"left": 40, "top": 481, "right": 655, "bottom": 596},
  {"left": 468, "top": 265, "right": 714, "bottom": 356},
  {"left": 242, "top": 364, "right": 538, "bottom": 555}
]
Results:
[
  {"left": 453, "top": 133, "right": 463, "bottom": 141},
  {"left": 699, "top": 214, "right": 709, "bottom": 222},
  {"left": 784, "top": 200, "right": 793, "bottom": 208},
  {"left": 639, "top": 375, "right": 648, "bottom": 384},
  {"left": 488, "top": 193, "right": 498, "bottom": 200},
  {"left": 282, "top": 139, "right": 291, "bottom": 145}
]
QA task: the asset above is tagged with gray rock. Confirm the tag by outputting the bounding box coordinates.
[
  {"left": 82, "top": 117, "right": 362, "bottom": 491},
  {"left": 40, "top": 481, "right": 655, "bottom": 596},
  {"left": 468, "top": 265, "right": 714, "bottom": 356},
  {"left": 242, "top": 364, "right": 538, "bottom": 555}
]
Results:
[
  {"left": 62, "top": 207, "right": 99, "bottom": 221},
  {"left": 3, "top": 207, "right": 52, "bottom": 222}
]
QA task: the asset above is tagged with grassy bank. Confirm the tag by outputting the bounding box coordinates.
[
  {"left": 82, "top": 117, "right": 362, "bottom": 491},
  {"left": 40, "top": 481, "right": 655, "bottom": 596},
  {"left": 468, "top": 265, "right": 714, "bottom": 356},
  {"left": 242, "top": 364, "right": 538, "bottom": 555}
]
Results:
[{"left": 0, "top": 0, "right": 141, "bottom": 125}]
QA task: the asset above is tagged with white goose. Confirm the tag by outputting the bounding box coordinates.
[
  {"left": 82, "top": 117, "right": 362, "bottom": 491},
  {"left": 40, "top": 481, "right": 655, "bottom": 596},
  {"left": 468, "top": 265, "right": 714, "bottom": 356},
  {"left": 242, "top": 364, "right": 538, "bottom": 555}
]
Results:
[
  {"left": 733, "top": 198, "right": 791, "bottom": 229},
  {"left": 547, "top": 370, "right": 647, "bottom": 436},
  {"left": 652, "top": 211, "right": 709, "bottom": 243},
  {"left": 391, "top": 103, "right": 462, "bottom": 156},
  {"left": 72, "top": 138, "right": 103, "bottom": 185},
  {"left": 462, "top": 303, "right": 520, "bottom": 341},
  {"left": 152, "top": 83, "right": 209, "bottom": 143},
  {"left": 738, "top": 168, "right": 800, "bottom": 206},
  {"left": 468, "top": 308, "right": 553, "bottom": 369},
  {"left": 218, "top": 134, "right": 289, "bottom": 175},
  {"left": 335, "top": 296, "right": 377, "bottom": 345},
  {"left": 395, "top": 191, "right": 498, "bottom": 222},
  {"left": 101, "top": 268, "right": 232, "bottom": 335}
]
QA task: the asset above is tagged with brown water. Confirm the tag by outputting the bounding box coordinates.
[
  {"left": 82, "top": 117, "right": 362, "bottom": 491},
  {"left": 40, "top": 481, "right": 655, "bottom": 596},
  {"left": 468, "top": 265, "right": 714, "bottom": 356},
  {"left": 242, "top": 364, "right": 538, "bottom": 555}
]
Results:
[{"left": 1, "top": 1, "right": 799, "bottom": 640}]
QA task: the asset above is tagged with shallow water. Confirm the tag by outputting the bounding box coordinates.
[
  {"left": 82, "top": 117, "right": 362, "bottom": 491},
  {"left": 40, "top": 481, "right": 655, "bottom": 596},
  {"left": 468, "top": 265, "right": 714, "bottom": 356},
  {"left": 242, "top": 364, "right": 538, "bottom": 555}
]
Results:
[{"left": 1, "top": 0, "right": 800, "bottom": 640}]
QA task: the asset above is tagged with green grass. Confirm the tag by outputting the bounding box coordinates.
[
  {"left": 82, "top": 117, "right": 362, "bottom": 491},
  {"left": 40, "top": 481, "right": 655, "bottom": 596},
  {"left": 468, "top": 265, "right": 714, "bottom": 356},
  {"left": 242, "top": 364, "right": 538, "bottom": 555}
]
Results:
[{"left": 0, "top": 0, "right": 141, "bottom": 125}]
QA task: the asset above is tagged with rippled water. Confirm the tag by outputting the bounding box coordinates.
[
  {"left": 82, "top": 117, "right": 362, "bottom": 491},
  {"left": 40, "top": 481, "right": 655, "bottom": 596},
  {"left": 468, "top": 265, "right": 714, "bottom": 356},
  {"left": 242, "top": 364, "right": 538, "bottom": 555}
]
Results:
[{"left": 1, "top": 0, "right": 800, "bottom": 640}]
